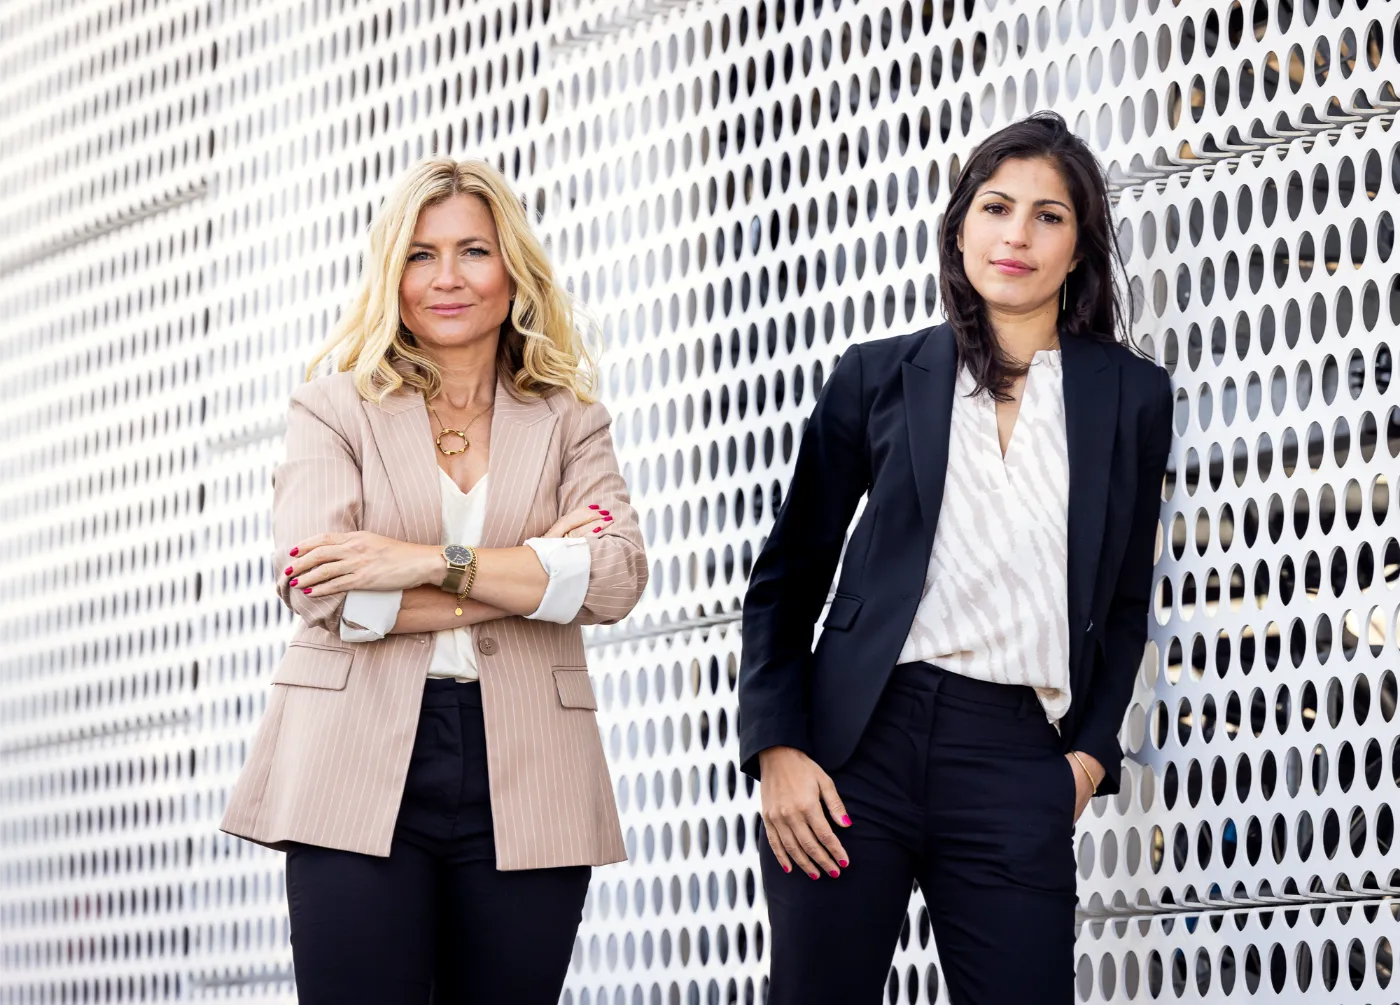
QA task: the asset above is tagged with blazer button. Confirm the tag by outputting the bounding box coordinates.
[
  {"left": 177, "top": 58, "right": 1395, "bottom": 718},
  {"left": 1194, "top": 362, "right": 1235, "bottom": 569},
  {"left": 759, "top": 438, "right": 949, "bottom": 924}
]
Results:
[{"left": 478, "top": 636, "right": 497, "bottom": 655}]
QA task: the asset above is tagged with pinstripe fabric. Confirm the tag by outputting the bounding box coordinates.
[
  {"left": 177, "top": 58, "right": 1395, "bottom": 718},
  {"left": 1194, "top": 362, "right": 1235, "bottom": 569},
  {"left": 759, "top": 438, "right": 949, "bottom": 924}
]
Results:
[{"left": 219, "top": 371, "right": 646, "bottom": 869}]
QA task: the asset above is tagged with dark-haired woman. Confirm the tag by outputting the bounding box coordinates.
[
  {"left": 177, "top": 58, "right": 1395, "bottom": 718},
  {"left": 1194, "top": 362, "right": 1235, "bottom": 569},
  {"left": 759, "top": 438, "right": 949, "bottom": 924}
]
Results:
[{"left": 738, "top": 111, "right": 1174, "bottom": 1004}]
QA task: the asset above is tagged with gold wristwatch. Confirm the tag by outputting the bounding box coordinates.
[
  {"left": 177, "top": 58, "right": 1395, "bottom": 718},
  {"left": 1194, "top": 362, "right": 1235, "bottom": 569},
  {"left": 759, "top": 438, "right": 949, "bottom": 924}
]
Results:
[
  {"left": 440, "top": 544, "right": 475, "bottom": 593},
  {"left": 440, "top": 544, "right": 479, "bottom": 617}
]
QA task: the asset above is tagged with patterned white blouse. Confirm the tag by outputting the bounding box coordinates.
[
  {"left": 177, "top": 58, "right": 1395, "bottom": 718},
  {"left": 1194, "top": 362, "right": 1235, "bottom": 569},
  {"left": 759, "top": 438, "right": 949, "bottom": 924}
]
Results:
[{"left": 895, "top": 348, "right": 1072, "bottom": 724}]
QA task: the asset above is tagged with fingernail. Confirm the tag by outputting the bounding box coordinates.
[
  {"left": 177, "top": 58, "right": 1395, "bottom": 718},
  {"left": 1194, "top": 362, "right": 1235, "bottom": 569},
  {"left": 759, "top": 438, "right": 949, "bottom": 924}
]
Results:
[
  {"left": 289, "top": 548, "right": 298, "bottom": 556},
  {"left": 838, "top": 859, "right": 848, "bottom": 868},
  {"left": 592, "top": 527, "right": 601, "bottom": 533},
  {"left": 600, "top": 510, "right": 610, "bottom": 515},
  {"left": 588, "top": 504, "right": 600, "bottom": 510},
  {"left": 284, "top": 566, "right": 294, "bottom": 575},
  {"left": 302, "top": 587, "right": 312, "bottom": 594},
  {"left": 781, "top": 864, "right": 790, "bottom": 873},
  {"left": 289, "top": 579, "right": 299, "bottom": 587},
  {"left": 840, "top": 815, "right": 851, "bottom": 826},
  {"left": 828, "top": 869, "right": 840, "bottom": 878},
  {"left": 603, "top": 515, "right": 613, "bottom": 521},
  {"left": 808, "top": 872, "right": 820, "bottom": 880}
]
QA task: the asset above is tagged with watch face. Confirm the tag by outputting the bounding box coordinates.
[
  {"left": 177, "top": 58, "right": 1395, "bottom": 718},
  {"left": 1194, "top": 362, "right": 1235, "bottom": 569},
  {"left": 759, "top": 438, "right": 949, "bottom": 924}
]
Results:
[{"left": 443, "top": 544, "right": 471, "bottom": 566}]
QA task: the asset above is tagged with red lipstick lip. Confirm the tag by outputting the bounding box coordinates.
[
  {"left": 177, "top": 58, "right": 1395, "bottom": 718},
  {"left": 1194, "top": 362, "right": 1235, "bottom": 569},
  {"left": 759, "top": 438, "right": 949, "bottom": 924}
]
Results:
[{"left": 991, "top": 259, "right": 1032, "bottom": 270}]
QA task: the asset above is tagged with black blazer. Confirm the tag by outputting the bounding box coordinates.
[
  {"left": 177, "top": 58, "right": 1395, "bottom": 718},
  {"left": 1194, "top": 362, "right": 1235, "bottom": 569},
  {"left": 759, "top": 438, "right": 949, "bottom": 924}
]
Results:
[{"left": 737, "top": 321, "right": 1174, "bottom": 797}]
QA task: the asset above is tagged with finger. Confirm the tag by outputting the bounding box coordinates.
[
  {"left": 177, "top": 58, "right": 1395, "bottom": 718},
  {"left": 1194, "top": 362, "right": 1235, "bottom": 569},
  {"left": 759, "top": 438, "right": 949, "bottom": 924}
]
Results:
[
  {"left": 293, "top": 560, "right": 354, "bottom": 590},
  {"left": 792, "top": 816, "right": 841, "bottom": 876},
  {"left": 776, "top": 817, "right": 826, "bottom": 879},
  {"left": 301, "top": 574, "right": 356, "bottom": 597},
  {"left": 287, "top": 533, "right": 329, "bottom": 558},
  {"left": 775, "top": 822, "right": 821, "bottom": 880},
  {"left": 804, "top": 806, "right": 848, "bottom": 869},
  {"left": 817, "top": 774, "right": 851, "bottom": 829},
  {"left": 287, "top": 545, "right": 345, "bottom": 580},
  {"left": 761, "top": 819, "right": 793, "bottom": 874}
]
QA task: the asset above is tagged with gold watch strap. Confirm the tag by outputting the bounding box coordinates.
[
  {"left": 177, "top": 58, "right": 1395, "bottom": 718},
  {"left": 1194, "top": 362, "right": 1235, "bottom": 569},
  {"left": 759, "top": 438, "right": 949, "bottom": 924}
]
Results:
[{"left": 441, "top": 545, "right": 469, "bottom": 593}]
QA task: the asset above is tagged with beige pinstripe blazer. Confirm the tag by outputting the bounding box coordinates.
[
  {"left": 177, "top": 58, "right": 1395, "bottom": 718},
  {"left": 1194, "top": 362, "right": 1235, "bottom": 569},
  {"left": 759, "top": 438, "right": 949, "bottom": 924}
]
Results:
[{"left": 219, "top": 370, "right": 647, "bottom": 869}]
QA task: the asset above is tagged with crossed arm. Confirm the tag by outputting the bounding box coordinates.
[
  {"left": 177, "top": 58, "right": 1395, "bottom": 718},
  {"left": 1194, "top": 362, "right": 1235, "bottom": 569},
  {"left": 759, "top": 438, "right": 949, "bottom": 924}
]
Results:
[{"left": 271, "top": 381, "right": 648, "bottom": 636}]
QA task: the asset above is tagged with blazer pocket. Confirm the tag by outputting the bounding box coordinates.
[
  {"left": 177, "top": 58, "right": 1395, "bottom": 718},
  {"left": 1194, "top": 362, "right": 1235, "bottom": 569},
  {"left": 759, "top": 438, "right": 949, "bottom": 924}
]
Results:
[
  {"left": 553, "top": 667, "right": 598, "bottom": 710},
  {"left": 822, "top": 593, "right": 864, "bottom": 631},
  {"left": 271, "top": 642, "right": 353, "bottom": 690}
]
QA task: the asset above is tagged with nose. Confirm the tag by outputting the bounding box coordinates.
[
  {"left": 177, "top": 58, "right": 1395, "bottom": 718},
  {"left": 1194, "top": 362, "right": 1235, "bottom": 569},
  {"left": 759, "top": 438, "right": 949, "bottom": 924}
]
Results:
[
  {"left": 1003, "top": 214, "right": 1031, "bottom": 246},
  {"left": 431, "top": 257, "right": 466, "bottom": 288}
]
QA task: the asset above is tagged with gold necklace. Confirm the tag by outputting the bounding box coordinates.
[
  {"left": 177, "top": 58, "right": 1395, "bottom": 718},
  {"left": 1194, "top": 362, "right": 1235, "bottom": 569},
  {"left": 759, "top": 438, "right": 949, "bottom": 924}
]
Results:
[{"left": 425, "top": 393, "right": 492, "bottom": 456}]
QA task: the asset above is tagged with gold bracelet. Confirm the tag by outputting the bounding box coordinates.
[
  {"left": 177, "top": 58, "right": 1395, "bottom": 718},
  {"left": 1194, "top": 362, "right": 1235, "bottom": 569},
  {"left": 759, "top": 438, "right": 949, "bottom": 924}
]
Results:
[
  {"left": 1070, "top": 751, "right": 1098, "bottom": 796},
  {"left": 453, "top": 553, "right": 478, "bottom": 616}
]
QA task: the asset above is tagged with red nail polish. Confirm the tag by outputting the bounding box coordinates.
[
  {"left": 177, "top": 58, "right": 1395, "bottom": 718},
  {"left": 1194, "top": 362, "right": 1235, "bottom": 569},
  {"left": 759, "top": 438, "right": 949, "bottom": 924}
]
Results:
[
  {"left": 603, "top": 516, "right": 613, "bottom": 521},
  {"left": 828, "top": 870, "right": 840, "bottom": 878},
  {"left": 840, "top": 815, "right": 851, "bottom": 826},
  {"left": 808, "top": 872, "right": 820, "bottom": 880},
  {"left": 289, "top": 548, "right": 298, "bottom": 556},
  {"left": 588, "top": 504, "right": 600, "bottom": 509},
  {"left": 782, "top": 864, "right": 790, "bottom": 873},
  {"left": 600, "top": 509, "right": 610, "bottom": 514},
  {"left": 289, "top": 579, "right": 298, "bottom": 587},
  {"left": 284, "top": 566, "right": 294, "bottom": 575},
  {"left": 838, "top": 859, "right": 848, "bottom": 867},
  {"left": 592, "top": 527, "right": 601, "bottom": 533},
  {"left": 302, "top": 587, "right": 312, "bottom": 594}
]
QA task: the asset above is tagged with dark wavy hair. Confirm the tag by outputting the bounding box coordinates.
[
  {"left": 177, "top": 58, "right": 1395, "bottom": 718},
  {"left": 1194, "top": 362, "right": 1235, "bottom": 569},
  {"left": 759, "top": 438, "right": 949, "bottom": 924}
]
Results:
[{"left": 938, "top": 111, "right": 1143, "bottom": 400}]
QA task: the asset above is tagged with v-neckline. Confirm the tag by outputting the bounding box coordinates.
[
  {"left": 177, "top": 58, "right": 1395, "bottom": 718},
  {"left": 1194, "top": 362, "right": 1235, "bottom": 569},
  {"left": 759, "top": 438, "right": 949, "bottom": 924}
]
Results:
[
  {"left": 987, "top": 348, "right": 1062, "bottom": 474},
  {"left": 439, "top": 466, "right": 487, "bottom": 498}
]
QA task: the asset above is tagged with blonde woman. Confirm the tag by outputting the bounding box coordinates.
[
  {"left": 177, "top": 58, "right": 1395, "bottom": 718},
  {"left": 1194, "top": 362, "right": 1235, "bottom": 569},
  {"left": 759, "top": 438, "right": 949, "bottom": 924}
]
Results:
[{"left": 221, "top": 157, "right": 648, "bottom": 1003}]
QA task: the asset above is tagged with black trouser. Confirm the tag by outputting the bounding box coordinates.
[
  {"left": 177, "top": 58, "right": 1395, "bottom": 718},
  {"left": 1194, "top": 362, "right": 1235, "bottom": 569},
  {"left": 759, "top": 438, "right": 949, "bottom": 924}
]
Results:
[
  {"left": 284, "top": 678, "right": 591, "bottom": 1005},
  {"left": 761, "top": 660, "right": 1078, "bottom": 1005}
]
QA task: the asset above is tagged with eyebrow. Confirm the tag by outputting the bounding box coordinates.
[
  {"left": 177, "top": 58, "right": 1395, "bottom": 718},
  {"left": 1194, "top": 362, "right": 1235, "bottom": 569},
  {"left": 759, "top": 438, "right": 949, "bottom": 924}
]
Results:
[
  {"left": 978, "top": 190, "right": 1073, "bottom": 212},
  {"left": 409, "top": 237, "right": 492, "bottom": 248}
]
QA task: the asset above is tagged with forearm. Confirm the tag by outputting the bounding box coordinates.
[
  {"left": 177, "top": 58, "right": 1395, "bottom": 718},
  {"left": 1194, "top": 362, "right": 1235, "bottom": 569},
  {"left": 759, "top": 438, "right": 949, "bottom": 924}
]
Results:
[
  {"left": 388, "top": 586, "right": 512, "bottom": 634},
  {"left": 385, "top": 542, "right": 552, "bottom": 616}
]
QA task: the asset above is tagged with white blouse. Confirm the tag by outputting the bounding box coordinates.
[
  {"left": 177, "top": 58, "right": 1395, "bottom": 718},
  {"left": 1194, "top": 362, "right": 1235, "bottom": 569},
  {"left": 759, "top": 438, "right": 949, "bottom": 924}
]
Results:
[
  {"left": 338, "top": 467, "right": 592, "bottom": 682},
  {"left": 895, "top": 349, "right": 1072, "bottom": 723}
]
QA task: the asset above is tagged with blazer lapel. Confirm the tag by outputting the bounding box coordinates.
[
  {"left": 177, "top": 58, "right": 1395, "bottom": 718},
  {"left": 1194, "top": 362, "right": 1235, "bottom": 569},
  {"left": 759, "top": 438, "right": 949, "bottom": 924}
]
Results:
[
  {"left": 361, "top": 386, "right": 442, "bottom": 546},
  {"left": 478, "top": 373, "right": 558, "bottom": 549},
  {"left": 902, "top": 323, "right": 958, "bottom": 554},
  {"left": 1060, "top": 333, "right": 1119, "bottom": 634},
  {"left": 363, "top": 373, "right": 557, "bottom": 551}
]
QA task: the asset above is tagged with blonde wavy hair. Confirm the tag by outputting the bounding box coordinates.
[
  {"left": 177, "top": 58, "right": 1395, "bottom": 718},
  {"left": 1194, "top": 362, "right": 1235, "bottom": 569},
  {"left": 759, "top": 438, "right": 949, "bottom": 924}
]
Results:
[{"left": 308, "top": 157, "right": 600, "bottom": 405}]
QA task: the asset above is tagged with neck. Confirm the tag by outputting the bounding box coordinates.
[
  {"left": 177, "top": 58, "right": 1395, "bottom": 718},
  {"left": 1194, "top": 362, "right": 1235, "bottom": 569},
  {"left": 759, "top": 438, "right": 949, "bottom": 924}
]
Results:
[
  {"left": 986, "top": 302, "right": 1061, "bottom": 363},
  {"left": 422, "top": 341, "right": 498, "bottom": 410}
]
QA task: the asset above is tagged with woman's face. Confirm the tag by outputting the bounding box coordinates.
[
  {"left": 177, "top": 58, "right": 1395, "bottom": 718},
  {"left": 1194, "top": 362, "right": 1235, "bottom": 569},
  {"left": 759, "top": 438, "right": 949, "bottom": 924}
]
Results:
[
  {"left": 956, "top": 156, "right": 1080, "bottom": 317},
  {"left": 398, "top": 193, "right": 516, "bottom": 353}
]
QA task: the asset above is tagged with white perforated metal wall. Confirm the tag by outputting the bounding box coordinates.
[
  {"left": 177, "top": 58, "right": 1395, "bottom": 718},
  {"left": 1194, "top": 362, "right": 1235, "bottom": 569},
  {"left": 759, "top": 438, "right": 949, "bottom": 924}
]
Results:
[{"left": 2, "top": 1, "right": 1399, "bottom": 1003}]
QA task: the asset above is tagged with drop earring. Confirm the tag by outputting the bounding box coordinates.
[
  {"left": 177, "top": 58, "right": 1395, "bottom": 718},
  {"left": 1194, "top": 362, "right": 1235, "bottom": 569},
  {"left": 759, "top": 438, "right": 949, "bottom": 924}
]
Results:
[{"left": 1060, "top": 279, "right": 1067, "bottom": 310}]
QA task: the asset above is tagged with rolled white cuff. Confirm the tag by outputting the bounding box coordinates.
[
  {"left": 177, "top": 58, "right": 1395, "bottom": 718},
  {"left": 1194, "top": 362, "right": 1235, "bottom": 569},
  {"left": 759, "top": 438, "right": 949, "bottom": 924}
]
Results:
[
  {"left": 522, "top": 537, "right": 592, "bottom": 623},
  {"left": 340, "top": 589, "right": 403, "bottom": 642}
]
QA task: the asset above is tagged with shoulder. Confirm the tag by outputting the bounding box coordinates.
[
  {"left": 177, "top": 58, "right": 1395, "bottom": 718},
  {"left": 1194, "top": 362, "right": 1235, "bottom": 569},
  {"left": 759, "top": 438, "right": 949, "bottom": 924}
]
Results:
[
  {"left": 851, "top": 323, "right": 945, "bottom": 369},
  {"left": 813, "top": 324, "right": 943, "bottom": 394},
  {"left": 1100, "top": 337, "right": 1169, "bottom": 387},
  {"left": 540, "top": 382, "right": 614, "bottom": 441},
  {"left": 1095, "top": 338, "right": 1174, "bottom": 440},
  {"left": 289, "top": 370, "right": 361, "bottom": 417}
]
